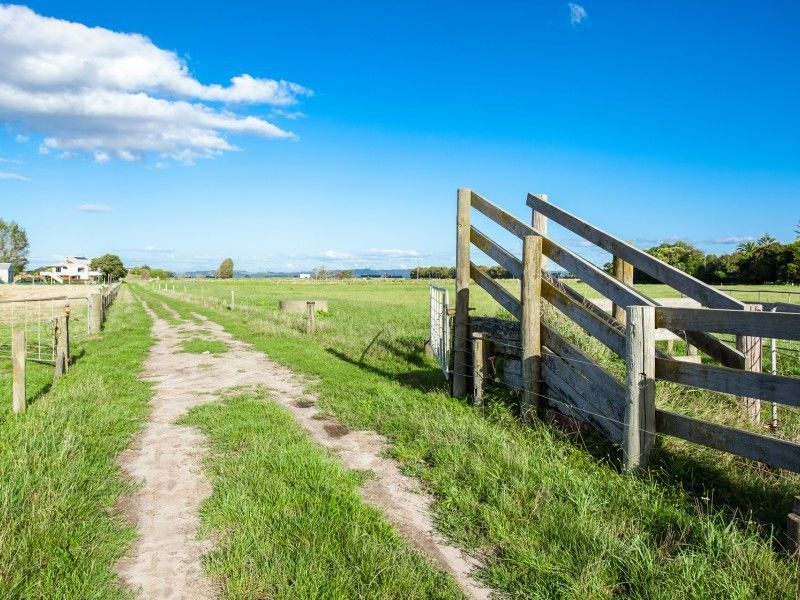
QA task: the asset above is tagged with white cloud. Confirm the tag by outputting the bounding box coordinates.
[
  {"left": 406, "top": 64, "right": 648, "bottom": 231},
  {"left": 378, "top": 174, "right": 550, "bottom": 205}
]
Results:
[
  {"left": 14, "top": 133, "right": 28, "bottom": 143},
  {"left": 322, "top": 250, "right": 353, "bottom": 259},
  {"left": 78, "top": 203, "right": 112, "bottom": 212},
  {"left": 366, "top": 248, "right": 420, "bottom": 258},
  {"left": 0, "top": 171, "right": 30, "bottom": 181},
  {"left": 568, "top": 3, "right": 588, "bottom": 26},
  {"left": 271, "top": 109, "right": 306, "bottom": 120},
  {"left": 0, "top": 5, "right": 312, "bottom": 163}
]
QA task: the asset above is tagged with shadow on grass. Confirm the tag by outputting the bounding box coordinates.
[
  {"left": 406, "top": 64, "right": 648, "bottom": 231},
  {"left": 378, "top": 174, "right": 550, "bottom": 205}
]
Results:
[{"left": 325, "top": 348, "right": 448, "bottom": 394}]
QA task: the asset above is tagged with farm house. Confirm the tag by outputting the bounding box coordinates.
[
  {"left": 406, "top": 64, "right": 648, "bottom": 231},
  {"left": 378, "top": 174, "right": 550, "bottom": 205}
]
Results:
[
  {"left": 0, "top": 263, "right": 13, "bottom": 284},
  {"left": 39, "top": 256, "right": 102, "bottom": 283}
]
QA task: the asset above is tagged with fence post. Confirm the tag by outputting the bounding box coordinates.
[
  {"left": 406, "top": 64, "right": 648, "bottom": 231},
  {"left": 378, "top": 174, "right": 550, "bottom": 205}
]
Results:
[
  {"left": 53, "top": 316, "right": 68, "bottom": 380},
  {"left": 521, "top": 234, "right": 543, "bottom": 422},
  {"left": 89, "top": 293, "right": 103, "bottom": 334},
  {"left": 63, "top": 305, "right": 71, "bottom": 369},
  {"left": 231, "top": 289, "right": 235, "bottom": 309},
  {"left": 531, "top": 193, "right": 548, "bottom": 272},
  {"left": 12, "top": 328, "right": 26, "bottom": 413},
  {"left": 612, "top": 244, "right": 634, "bottom": 325},
  {"left": 789, "top": 497, "right": 800, "bottom": 557},
  {"left": 736, "top": 304, "right": 763, "bottom": 423},
  {"left": 306, "top": 301, "right": 316, "bottom": 335},
  {"left": 453, "top": 188, "right": 472, "bottom": 397},
  {"left": 623, "top": 305, "right": 656, "bottom": 471},
  {"left": 471, "top": 332, "right": 489, "bottom": 408}
]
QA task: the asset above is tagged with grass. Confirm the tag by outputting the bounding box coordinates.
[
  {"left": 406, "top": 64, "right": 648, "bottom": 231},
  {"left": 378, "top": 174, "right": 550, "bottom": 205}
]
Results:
[
  {"left": 0, "top": 287, "right": 154, "bottom": 599},
  {"left": 180, "top": 337, "right": 228, "bottom": 355},
  {"left": 138, "top": 279, "right": 800, "bottom": 599},
  {"left": 180, "top": 389, "right": 462, "bottom": 599}
]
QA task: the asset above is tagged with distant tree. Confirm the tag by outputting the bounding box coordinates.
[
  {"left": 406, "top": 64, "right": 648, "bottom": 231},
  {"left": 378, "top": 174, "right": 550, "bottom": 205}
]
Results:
[
  {"left": 312, "top": 266, "right": 331, "bottom": 279},
  {"left": 149, "top": 268, "right": 174, "bottom": 279},
  {"left": 782, "top": 240, "right": 800, "bottom": 283},
  {"left": 91, "top": 254, "right": 127, "bottom": 281},
  {"left": 217, "top": 258, "right": 234, "bottom": 279},
  {"left": 795, "top": 221, "right": 800, "bottom": 239},
  {"left": 0, "top": 219, "right": 29, "bottom": 273},
  {"left": 757, "top": 233, "right": 777, "bottom": 247},
  {"left": 636, "top": 241, "right": 705, "bottom": 283},
  {"left": 335, "top": 270, "right": 353, "bottom": 279},
  {"left": 736, "top": 240, "right": 757, "bottom": 256}
]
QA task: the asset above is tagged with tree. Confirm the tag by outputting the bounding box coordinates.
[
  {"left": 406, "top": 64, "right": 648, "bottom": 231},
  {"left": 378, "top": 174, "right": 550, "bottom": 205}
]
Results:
[
  {"left": 757, "top": 233, "right": 777, "bottom": 247},
  {"left": 312, "top": 266, "right": 331, "bottom": 279},
  {"left": 0, "top": 219, "right": 29, "bottom": 274},
  {"left": 736, "top": 240, "right": 757, "bottom": 256},
  {"left": 217, "top": 258, "right": 234, "bottom": 279},
  {"left": 90, "top": 254, "right": 127, "bottom": 281},
  {"left": 335, "top": 270, "right": 353, "bottom": 279},
  {"left": 635, "top": 241, "right": 705, "bottom": 283}
]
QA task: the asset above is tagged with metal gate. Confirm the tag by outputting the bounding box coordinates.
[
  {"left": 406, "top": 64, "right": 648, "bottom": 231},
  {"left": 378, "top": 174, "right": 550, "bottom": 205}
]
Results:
[{"left": 429, "top": 285, "right": 450, "bottom": 378}]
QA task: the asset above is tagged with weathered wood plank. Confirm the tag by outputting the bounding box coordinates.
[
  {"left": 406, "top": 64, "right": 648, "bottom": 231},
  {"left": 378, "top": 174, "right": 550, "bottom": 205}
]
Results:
[
  {"left": 526, "top": 195, "right": 744, "bottom": 310},
  {"left": 541, "top": 324, "right": 626, "bottom": 417},
  {"left": 541, "top": 278, "right": 626, "bottom": 357},
  {"left": 453, "top": 188, "right": 472, "bottom": 397},
  {"left": 470, "top": 263, "right": 522, "bottom": 320},
  {"left": 655, "top": 357, "right": 800, "bottom": 408},
  {"left": 655, "top": 409, "right": 800, "bottom": 473},
  {"left": 624, "top": 305, "right": 656, "bottom": 471},
  {"left": 541, "top": 349, "right": 624, "bottom": 442},
  {"left": 472, "top": 333, "right": 489, "bottom": 407},
  {"left": 470, "top": 226, "right": 522, "bottom": 278},
  {"left": 531, "top": 193, "right": 549, "bottom": 272},
  {"left": 655, "top": 306, "right": 800, "bottom": 341},
  {"left": 612, "top": 252, "right": 634, "bottom": 324}
]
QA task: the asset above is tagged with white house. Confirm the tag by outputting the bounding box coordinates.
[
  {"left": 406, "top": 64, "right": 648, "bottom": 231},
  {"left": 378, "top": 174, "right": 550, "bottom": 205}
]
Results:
[
  {"left": 0, "top": 263, "right": 13, "bottom": 284},
  {"left": 298, "top": 273, "right": 312, "bottom": 279},
  {"left": 40, "top": 257, "right": 102, "bottom": 283}
]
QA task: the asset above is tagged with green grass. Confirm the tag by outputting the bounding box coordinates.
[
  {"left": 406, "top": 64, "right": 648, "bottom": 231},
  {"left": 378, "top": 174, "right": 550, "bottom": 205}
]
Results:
[
  {"left": 181, "top": 389, "right": 462, "bottom": 599},
  {"left": 180, "top": 337, "right": 228, "bottom": 355},
  {"left": 138, "top": 279, "right": 800, "bottom": 599},
  {"left": 0, "top": 287, "right": 154, "bottom": 599}
]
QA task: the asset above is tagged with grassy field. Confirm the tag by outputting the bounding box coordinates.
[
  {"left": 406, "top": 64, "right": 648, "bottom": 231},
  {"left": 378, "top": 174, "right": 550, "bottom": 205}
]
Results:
[
  {"left": 0, "top": 288, "right": 154, "bottom": 598},
  {"left": 138, "top": 278, "right": 800, "bottom": 599}
]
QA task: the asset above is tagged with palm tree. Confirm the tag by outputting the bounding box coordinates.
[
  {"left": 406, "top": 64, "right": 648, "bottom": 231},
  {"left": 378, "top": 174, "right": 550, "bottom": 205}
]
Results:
[
  {"left": 795, "top": 220, "right": 799, "bottom": 239},
  {"left": 736, "top": 240, "right": 757, "bottom": 256},
  {"left": 757, "top": 233, "right": 777, "bottom": 247}
]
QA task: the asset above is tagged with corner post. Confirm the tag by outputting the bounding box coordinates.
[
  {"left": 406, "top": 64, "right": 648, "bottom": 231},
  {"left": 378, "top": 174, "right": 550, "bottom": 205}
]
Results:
[
  {"left": 521, "top": 235, "right": 543, "bottom": 422},
  {"left": 612, "top": 242, "right": 635, "bottom": 325},
  {"left": 623, "top": 305, "right": 656, "bottom": 471},
  {"left": 736, "top": 304, "right": 763, "bottom": 423},
  {"left": 453, "top": 188, "right": 472, "bottom": 397},
  {"left": 12, "top": 328, "right": 26, "bottom": 413}
]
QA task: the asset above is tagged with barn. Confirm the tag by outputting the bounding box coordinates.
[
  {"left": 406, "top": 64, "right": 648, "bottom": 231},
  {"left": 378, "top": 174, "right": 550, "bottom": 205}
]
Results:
[{"left": 0, "top": 263, "right": 14, "bottom": 284}]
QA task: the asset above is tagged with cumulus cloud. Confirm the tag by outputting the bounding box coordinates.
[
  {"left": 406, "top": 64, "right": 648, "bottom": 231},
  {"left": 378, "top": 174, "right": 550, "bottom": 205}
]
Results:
[
  {"left": 0, "top": 170, "right": 30, "bottom": 181},
  {"left": 78, "top": 203, "right": 112, "bottom": 212},
  {"left": 568, "top": 3, "right": 588, "bottom": 26},
  {"left": 0, "top": 5, "right": 312, "bottom": 163}
]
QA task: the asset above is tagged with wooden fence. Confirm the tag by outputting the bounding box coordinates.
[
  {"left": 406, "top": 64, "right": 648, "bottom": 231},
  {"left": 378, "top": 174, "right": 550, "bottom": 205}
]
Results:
[
  {"left": 7, "top": 283, "right": 121, "bottom": 414},
  {"left": 451, "top": 188, "right": 800, "bottom": 476}
]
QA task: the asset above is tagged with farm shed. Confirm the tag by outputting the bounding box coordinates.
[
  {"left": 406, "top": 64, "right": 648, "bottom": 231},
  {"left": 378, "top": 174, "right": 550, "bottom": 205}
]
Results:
[{"left": 0, "top": 263, "right": 13, "bottom": 284}]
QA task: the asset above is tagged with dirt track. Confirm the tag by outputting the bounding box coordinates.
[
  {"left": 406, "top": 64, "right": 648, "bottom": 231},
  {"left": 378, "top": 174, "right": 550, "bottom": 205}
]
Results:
[{"left": 115, "top": 300, "right": 490, "bottom": 599}]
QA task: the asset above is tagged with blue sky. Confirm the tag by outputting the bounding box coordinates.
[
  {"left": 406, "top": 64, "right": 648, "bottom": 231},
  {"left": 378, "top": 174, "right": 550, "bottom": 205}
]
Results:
[{"left": 0, "top": 1, "right": 798, "bottom": 272}]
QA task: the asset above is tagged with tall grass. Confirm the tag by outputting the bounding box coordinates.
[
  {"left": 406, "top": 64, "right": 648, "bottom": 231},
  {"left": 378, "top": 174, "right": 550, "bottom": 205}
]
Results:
[
  {"left": 139, "top": 280, "right": 800, "bottom": 599},
  {"left": 0, "top": 288, "right": 153, "bottom": 598}
]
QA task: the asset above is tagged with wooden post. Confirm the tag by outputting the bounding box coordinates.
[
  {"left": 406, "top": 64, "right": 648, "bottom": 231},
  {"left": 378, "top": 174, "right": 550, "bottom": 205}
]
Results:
[
  {"left": 531, "top": 193, "right": 548, "bottom": 272},
  {"left": 306, "top": 301, "right": 316, "bottom": 335},
  {"left": 89, "top": 293, "right": 103, "bottom": 334},
  {"left": 453, "top": 188, "right": 472, "bottom": 397},
  {"left": 788, "top": 496, "right": 800, "bottom": 557},
  {"left": 736, "top": 304, "right": 763, "bottom": 423},
  {"left": 686, "top": 342, "right": 698, "bottom": 359},
  {"left": 53, "top": 316, "right": 68, "bottom": 380},
  {"left": 12, "top": 328, "right": 26, "bottom": 413},
  {"left": 612, "top": 245, "right": 634, "bottom": 324},
  {"left": 63, "top": 306, "right": 71, "bottom": 370},
  {"left": 521, "top": 235, "right": 543, "bottom": 423},
  {"left": 231, "top": 289, "right": 235, "bottom": 309},
  {"left": 471, "top": 332, "right": 489, "bottom": 407},
  {"left": 623, "top": 305, "right": 656, "bottom": 471}
]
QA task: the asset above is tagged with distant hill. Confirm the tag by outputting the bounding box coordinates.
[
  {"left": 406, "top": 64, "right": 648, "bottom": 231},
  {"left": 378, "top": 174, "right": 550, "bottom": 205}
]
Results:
[{"left": 176, "top": 268, "right": 413, "bottom": 279}]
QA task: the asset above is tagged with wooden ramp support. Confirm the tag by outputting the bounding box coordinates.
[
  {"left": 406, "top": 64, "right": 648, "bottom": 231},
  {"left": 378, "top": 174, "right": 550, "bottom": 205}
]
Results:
[
  {"left": 12, "top": 328, "right": 26, "bottom": 414},
  {"left": 623, "top": 305, "right": 656, "bottom": 471},
  {"left": 521, "top": 234, "right": 543, "bottom": 422}
]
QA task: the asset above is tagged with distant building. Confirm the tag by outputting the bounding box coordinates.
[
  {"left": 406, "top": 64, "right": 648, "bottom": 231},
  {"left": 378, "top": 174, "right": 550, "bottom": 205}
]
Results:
[
  {"left": 298, "top": 273, "right": 311, "bottom": 279},
  {"left": 40, "top": 256, "right": 102, "bottom": 283},
  {"left": 0, "top": 263, "right": 13, "bottom": 284}
]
